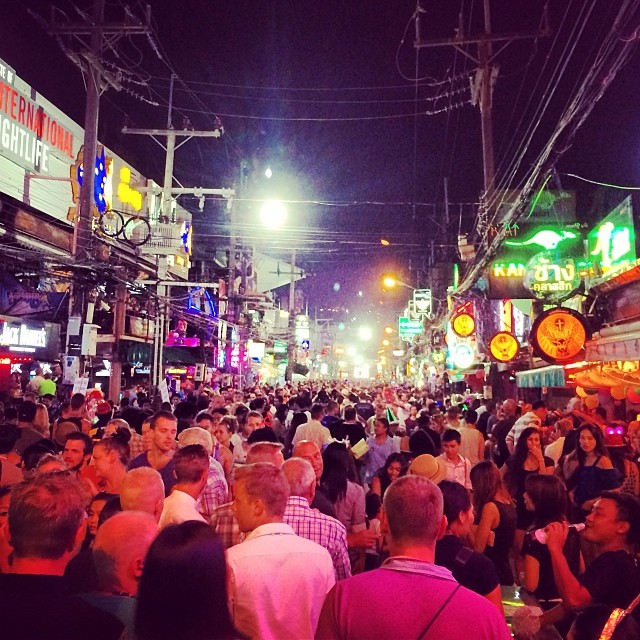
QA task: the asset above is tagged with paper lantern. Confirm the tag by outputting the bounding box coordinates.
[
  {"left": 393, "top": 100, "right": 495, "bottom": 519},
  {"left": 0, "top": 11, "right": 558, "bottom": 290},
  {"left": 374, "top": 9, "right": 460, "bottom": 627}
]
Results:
[
  {"left": 576, "top": 387, "right": 588, "bottom": 398},
  {"left": 611, "top": 386, "right": 627, "bottom": 400},
  {"left": 584, "top": 395, "right": 599, "bottom": 409},
  {"left": 627, "top": 388, "right": 640, "bottom": 404}
]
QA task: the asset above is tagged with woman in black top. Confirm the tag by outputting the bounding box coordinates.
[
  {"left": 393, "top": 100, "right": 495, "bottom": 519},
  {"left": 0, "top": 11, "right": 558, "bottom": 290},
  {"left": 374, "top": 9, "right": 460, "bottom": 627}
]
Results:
[
  {"left": 470, "top": 461, "right": 517, "bottom": 585},
  {"left": 521, "top": 474, "right": 582, "bottom": 603}
]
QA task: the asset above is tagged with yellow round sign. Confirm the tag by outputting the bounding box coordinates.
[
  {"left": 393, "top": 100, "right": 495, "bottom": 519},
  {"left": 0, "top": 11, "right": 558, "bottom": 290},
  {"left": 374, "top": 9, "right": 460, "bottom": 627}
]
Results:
[
  {"left": 452, "top": 312, "right": 475, "bottom": 337},
  {"left": 489, "top": 332, "right": 520, "bottom": 362},
  {"left": 530, "top": 308, "right": 590, "bottom": 364}
]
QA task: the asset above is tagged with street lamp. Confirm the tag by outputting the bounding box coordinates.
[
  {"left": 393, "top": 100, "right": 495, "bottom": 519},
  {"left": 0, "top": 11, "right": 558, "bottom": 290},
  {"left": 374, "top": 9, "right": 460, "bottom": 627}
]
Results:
[
  {"left": 358, "top": 326, "right": 373, "bottom": 341},
  {"left": 381, "top": 274, "right": 414, "bottom": 291},
  {"left": 260, "top": 200, "right": 287, "bottom": 228}
]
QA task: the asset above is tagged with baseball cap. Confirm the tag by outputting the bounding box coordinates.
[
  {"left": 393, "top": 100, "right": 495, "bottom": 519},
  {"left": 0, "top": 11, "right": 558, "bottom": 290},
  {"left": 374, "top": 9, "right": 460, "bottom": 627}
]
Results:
[{"left": 408, "top": 454, "right": 447, "bottom": 485}]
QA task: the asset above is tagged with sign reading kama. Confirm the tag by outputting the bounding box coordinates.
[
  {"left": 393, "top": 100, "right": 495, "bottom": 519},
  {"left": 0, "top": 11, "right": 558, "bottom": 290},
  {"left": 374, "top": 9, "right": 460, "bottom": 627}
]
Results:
[{"left": 0, "top": 60, "right": 74, "bottom": 174}]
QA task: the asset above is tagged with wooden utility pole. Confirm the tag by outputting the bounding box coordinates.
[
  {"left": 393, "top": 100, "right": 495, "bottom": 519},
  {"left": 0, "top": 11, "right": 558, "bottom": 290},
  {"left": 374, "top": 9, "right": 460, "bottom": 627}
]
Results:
[
  {"left": 415, "top": 0, "right": 550, "bottom": 234},
  {"left": 43, "top": 1, "right": 153, "bottom": 391}
]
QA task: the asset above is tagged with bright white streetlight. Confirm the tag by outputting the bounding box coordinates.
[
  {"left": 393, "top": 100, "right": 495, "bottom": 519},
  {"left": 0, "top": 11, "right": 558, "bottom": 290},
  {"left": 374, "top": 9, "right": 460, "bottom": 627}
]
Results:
[
  {"left": 265, "top": 166, "right": 273, "bottom": 179},
  {"left": 358, "top": 326, "right": 373, "bottom": 341},
  {"left": 260, "top": 200, "right": 287, "bottom": 228}
]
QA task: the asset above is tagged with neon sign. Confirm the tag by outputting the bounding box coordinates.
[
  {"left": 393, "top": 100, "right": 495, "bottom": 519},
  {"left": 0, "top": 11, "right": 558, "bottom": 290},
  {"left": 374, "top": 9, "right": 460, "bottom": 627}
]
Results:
[
  {"left": 0, "top": 322, "right": 46, "bottom": 349},
  {"left": 587, "top": 197, "right": 635, "bottom": 280},
  {"left": 524, "top": 253, "right": 581, "bottom": 302},
  {"left": 117, "top": 166, "right": 142, "bottom": 211}
]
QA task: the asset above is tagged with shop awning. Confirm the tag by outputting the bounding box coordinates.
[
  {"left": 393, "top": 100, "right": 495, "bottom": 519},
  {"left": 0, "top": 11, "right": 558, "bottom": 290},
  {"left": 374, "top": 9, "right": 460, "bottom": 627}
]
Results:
[
  {"left": 585, "top": 331, "right": 640, "bottom": 362},
  {"left": 516, "top": 365, "right": 565, "bottom": 388}
]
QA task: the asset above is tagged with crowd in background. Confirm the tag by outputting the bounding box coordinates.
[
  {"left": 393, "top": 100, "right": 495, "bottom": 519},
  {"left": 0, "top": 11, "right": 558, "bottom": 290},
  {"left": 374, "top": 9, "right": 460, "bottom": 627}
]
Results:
[{"left": 0, "top": 379, "right": 640, "bottom": 639}]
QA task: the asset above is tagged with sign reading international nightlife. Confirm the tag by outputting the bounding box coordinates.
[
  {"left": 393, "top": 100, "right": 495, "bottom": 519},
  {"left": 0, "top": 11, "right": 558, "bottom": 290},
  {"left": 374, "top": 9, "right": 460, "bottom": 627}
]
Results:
[
  {"left": 587, "top": 196, "right": 636, "bottom": 283},
  {"left": 0, "top": 56, "right": 146, "bottom": 225},
  {"left": 489, "top": 332, "right": 520, "bottom": 363},
  {"left": 530, "top": 308, "right": 591, "bottom": 365},
  {"left": 523, "top": 252, "right": 582, "bottom": 303}
]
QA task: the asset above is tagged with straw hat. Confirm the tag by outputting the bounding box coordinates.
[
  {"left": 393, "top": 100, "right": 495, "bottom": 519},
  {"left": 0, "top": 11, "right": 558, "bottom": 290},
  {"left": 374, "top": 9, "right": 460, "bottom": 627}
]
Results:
[{"left": 407, "top": 454, "right": 447, "bottom": 485}]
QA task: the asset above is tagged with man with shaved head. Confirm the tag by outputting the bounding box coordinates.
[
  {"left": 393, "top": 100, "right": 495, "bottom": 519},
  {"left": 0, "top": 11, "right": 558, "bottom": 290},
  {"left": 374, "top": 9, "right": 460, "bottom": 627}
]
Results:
[
  {"left": 120, "top": 468, "right": 165, "bottom": 523},
  {"left": 316, "top": 476, "right": 511, "bottom": 639},
  {"left": 83, "top": 511, "right": 158, "bottom": 637}
]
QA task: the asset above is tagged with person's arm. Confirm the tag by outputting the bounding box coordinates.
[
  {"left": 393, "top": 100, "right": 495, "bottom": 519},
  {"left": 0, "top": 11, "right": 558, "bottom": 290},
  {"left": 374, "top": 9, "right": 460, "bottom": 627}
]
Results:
[
  {"left": 522, "top": 553, "right": 540, "bottom": 593},
  {"left": 546, "top": 521, "right": 592, "bottom": 611},
  {"left": 370, "top": 476, "right": 382, "bottom": 497},
  {"left": 505, "top": 425, "right": 516, "bottom": 454},
  {"left": 477, "top": 433, "right": 485, "bottom": 463},
  {"left": 484, "top": 585, "right": 505, "bottom": 615},
  {"left": 472, "top": 501, "right": 499, "bottom": 553},
  {"left": 538, "top": 604, "right": 570, "bottom": 628}
]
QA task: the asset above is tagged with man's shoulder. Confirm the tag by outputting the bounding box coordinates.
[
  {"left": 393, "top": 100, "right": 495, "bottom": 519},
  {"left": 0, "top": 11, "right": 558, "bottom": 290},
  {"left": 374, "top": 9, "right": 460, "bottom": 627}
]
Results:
[{"left": 127, "top": 452, "right": 149, "bottom": 469}]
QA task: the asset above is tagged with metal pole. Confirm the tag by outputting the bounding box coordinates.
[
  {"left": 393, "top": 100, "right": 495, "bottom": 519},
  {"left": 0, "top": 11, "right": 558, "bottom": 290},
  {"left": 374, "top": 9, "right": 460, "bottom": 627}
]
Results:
[{"left": 285, "top": 249, "right": 296, "bottom": 383}]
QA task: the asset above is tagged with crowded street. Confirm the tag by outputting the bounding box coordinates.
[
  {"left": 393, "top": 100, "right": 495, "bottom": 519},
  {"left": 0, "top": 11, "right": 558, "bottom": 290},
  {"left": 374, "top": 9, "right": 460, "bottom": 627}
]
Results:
[{"left": 1, "top": 1, "right": 640, "bottom": 639}]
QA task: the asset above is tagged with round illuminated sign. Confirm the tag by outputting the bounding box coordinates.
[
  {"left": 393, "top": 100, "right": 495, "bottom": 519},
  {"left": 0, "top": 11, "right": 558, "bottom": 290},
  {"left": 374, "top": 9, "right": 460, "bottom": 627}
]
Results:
[
  {"left": 452, "top": 313, "right": 475, "bottom": 337},
  {"left": 451, "top": 343, "right": 475, "bottom": 370},
  {"left": 523, "top": 251, "right": 581, "bottom": 303},
  {"left": 530, "top": 308, "right": 591, "bottom": 364},
  {"left": 489, "top": 332, "right": 520, "bottom": 362}
]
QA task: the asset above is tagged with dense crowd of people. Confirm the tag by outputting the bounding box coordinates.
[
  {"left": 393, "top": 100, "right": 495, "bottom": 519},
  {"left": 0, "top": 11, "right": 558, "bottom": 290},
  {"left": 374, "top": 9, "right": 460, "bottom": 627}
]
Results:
[{"left": 0, "top": 381, "right": 640, "bottom": 639}]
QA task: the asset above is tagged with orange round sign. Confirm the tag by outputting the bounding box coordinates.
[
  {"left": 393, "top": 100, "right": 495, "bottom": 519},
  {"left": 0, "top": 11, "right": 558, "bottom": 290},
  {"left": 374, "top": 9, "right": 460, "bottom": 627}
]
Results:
[
  {"left": 452, "top": 312, "right": 475, "bottom": 337},
  {"left": 489, "top": 332, "right": 520, "bottom": 362},
  {"left": 530, "top": 308, "right": 590, "bottom": 364}
]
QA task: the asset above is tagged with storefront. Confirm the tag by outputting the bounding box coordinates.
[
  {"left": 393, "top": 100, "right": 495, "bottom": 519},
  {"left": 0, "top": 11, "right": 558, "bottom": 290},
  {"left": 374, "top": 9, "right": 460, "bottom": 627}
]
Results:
[{"left": 0, "top": 315, "right": 61, "bottom": 392}]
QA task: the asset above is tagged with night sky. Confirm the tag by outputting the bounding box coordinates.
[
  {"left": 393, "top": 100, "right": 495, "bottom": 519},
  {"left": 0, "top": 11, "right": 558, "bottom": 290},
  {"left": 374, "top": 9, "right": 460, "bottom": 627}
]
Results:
[{"left": 2, "top": 0, "right": 640, "bottom": 347}]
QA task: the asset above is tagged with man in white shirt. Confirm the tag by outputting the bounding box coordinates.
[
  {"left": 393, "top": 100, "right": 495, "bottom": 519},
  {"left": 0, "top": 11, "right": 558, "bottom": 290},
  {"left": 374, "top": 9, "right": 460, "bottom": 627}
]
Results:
[
  {"left": 458, "top": 409, "right": 484, "bottom": 466},
  {"left": 292, "top": 403, "right": 332, "bottom": 449},
  {"left": 158, "top": 444, "right": 208, "bottom": 528},
  {"left": 227, "top": 462, "right": 335, "bottom": 640}
]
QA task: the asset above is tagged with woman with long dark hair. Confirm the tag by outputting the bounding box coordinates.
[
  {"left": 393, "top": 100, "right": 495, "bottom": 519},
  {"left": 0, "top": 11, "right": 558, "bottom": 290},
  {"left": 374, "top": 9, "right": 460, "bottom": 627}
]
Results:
[
  {"left": 521, "top": 474, "right": 583, "bottom": 607},
  {"left": 502, "top": 426, "right": 554, "bottom": 558},
  {"left": 135, "top": 521, "right": 242, "bottom": 640},
  {"left": 562, "top": 423, "right": 621, "bottom": 520},
  {"left": 321, "top": 442, "right": 366, "bottom": 535},
  {"left": 370, "top": 452, "right": 406, "bottom": 498},
  {"left": 470, "top": 460, "right": 516, "bottom": 585}
]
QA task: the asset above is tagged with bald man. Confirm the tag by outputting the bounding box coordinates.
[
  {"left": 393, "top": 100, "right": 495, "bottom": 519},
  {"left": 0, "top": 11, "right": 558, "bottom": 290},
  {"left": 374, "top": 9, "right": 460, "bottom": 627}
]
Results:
[
  {"left": 293, "top": 440, "right": 337, "bottom": 518},
  {"left": 120, "top": 468, "right": 165, "bottom": 523},
  {"left": 83, "top": 511, "right": 158, "bottom": 637}
]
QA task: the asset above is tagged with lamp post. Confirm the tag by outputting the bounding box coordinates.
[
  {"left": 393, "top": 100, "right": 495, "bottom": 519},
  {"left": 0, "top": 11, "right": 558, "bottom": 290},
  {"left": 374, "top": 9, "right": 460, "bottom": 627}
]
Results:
[{"left": 259, "top": 200, "right": 297, "bottom": 383}]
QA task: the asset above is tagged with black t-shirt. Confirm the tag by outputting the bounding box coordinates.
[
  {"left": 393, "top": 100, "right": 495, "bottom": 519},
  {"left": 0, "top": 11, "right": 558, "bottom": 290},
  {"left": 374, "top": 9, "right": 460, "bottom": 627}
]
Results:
[
  {"left": 491, "top": 417, "right": 516, "bottom": 467},
  {"left": 580, "top": 549, "right": 640, "bottom": 611},
  {"left": 312, "top": 485, "right": 337, "bottom": 519},
  {"left": 521, "top": 528, "right": 581, "bottom": 601},
  {"left": 355, "top": 402, "right": 375, "bottom": 421},
  {"left": 435, "top": 534, "right": 500, "bottom": 597},
  {"left": 0, "top": 573, "right": 123, "bottom": 640},
  {"left": 332, "top": 421, "right": 367, "bottom": 446}
]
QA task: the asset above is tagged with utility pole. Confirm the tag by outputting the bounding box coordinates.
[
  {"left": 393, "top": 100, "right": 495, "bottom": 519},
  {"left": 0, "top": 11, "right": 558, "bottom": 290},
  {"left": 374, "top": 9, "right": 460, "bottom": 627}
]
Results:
[
  {"left": 285, "top": 248, "right": 297, "bottom": 383},
  {"left": 122, "top": 118, "right": 231, "bottom": 397},
  {"left": 415, "top": 0, "right": 550, "bottom": 235},
  {"left": 44, "top": 1, "right": 152, "bottom": 390}
]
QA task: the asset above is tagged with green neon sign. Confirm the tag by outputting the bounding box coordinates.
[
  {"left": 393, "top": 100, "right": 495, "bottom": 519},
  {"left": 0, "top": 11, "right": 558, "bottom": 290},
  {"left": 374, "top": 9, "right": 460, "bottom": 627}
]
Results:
[
  {"left": 505, "top": 229, "right": 578, "bottom": 251},
  {"left": 587, "top": 197, "right": 635, "bottom": 279}
]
